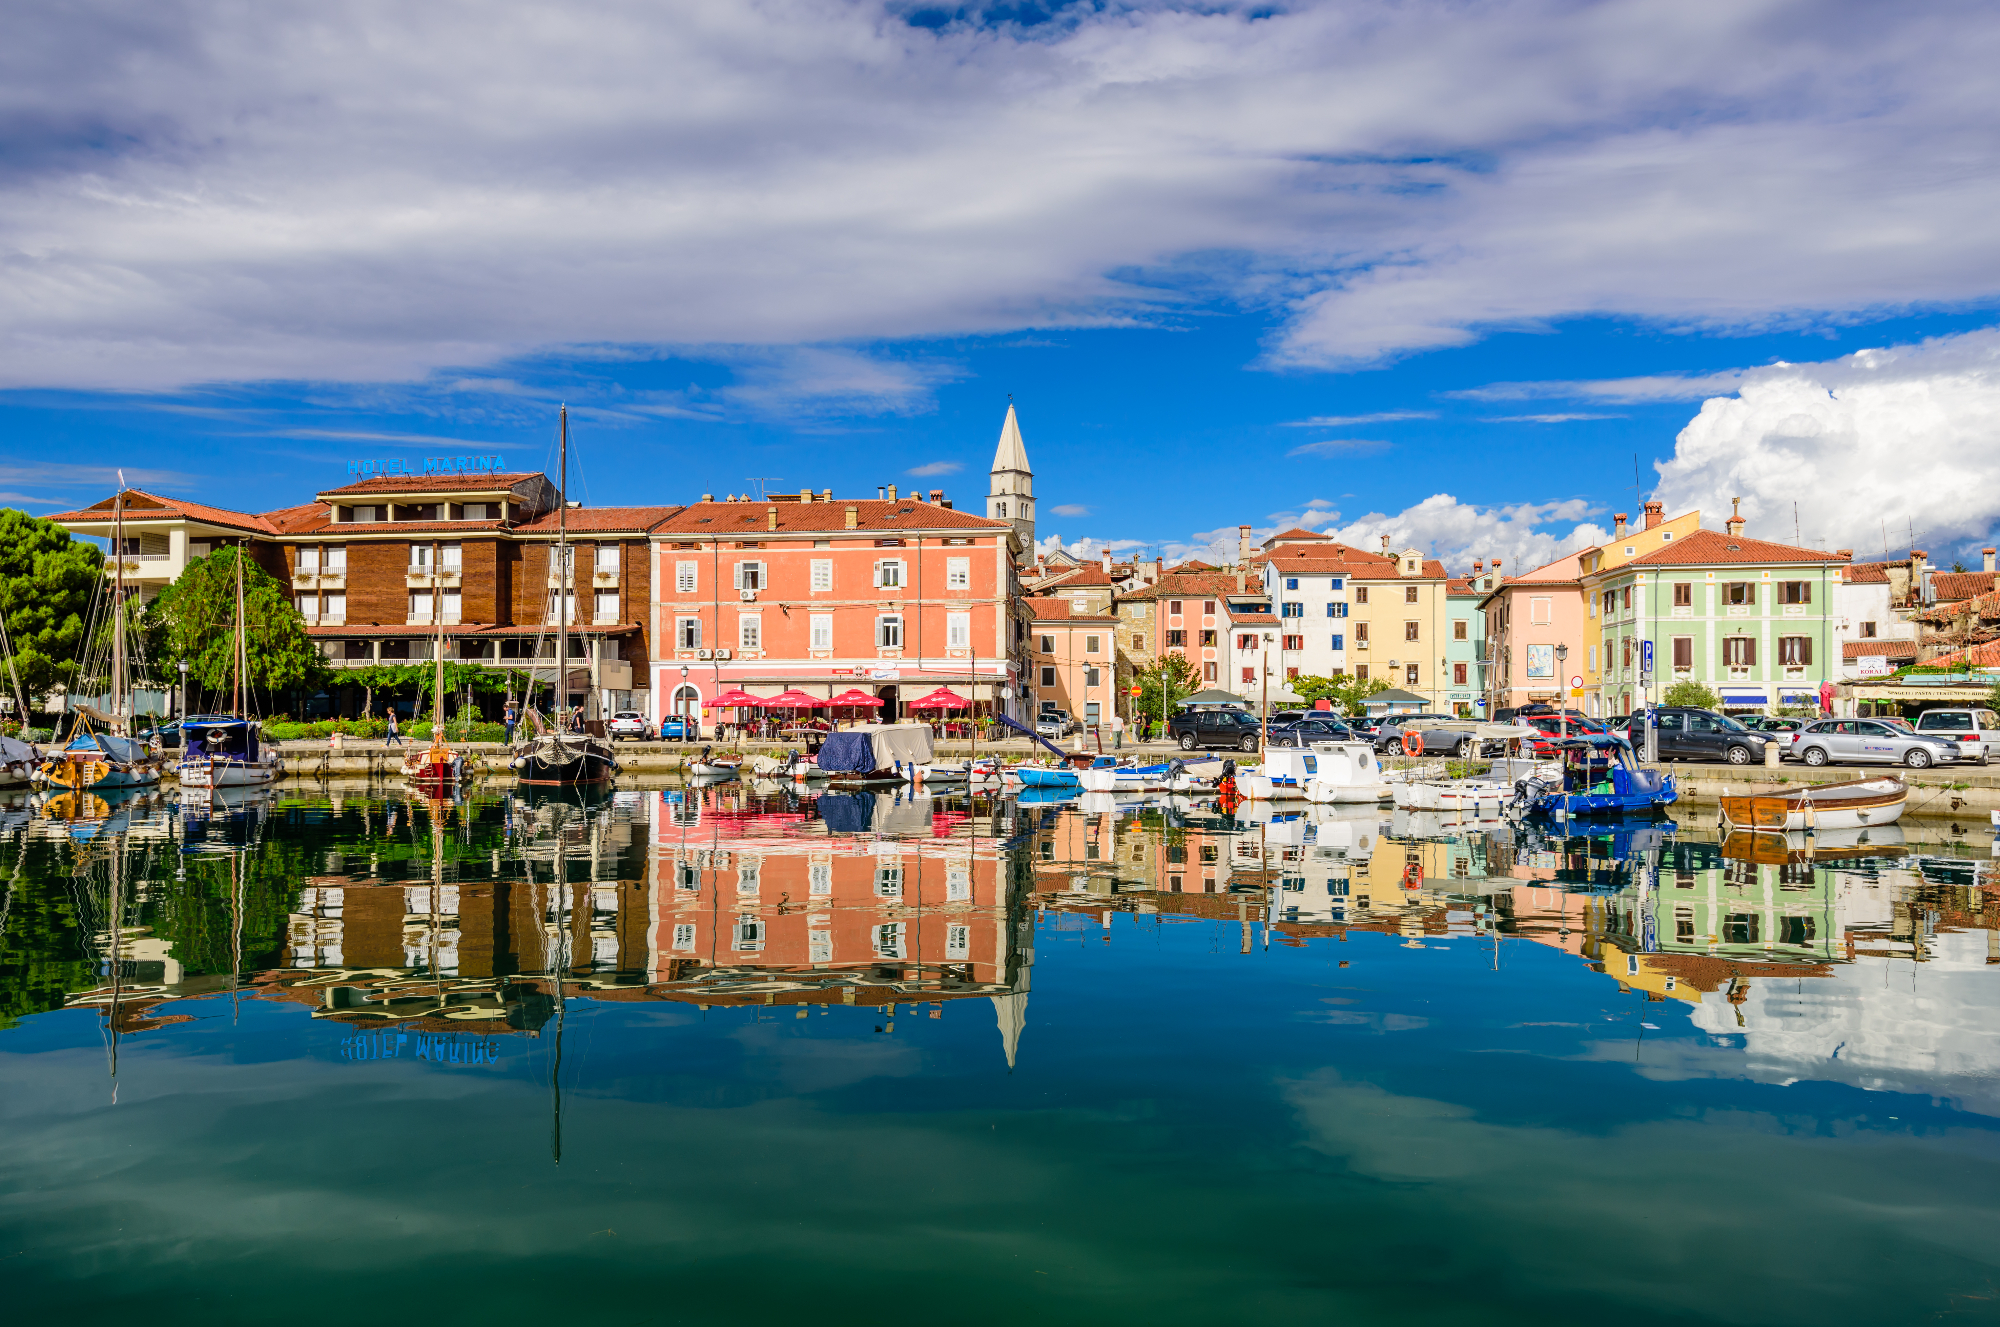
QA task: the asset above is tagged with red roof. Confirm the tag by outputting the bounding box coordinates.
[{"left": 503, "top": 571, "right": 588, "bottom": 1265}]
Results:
[
  {"left": 305, "top": 622, "right": 640, "bottom": 637},
  {"left": 1026, "top": 597, "right": 1114, "bottom": 622},
  {"left": 1625, "top": 529, "right": 1848, "bottom": 567},
  {"left": 1045, "top": 565, "right": 1115, "bottom": 588},
  {"left": 1233, "top": 613, "right": 1280, "bottom": 626},
  {"left": 1905, "top": 640, "right": 2000, "bottom": 670},
  {"left": 1263, "top": 528, "right": 1331, "bottom": 545},
  {"left": 317, "top": 472, "right": 547, "bottom": 497},
  {"left": 1843, "top": 562, "right": 1893, "bottom": 584},
  {"left": 1931, "top": 571, "right": 2000, "bottom": 602},
  {"left": 47, "top": 489, "right": 277, "bottom": 536},
  {"left": 1842, "top": 640, "right": 1919, "bottom": 659},
  {"left": 651, "top": 498, "right": 1006, "bottom": 537},
  {"left": 513, "top": 506, "right": 684, "bottom": 534}
]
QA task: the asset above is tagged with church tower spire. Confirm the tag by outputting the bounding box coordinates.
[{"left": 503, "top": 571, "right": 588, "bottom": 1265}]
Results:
[{"left": 987, "top": 401, "right": 1035, "bottom": 563}]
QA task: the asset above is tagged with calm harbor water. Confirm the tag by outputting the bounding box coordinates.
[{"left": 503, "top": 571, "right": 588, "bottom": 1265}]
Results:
[{"left": 3, "top": 783, "right": 1998, "bottom": 1324}]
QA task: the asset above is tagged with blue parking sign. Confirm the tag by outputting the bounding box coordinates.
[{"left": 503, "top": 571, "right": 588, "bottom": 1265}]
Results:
[{"left": 1641, "top": 640, "right": 1654, "bottom": 671}]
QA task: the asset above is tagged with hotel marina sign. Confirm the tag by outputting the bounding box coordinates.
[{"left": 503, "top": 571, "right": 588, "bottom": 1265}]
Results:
[{"left": 347, "top": 454, "right": 506, "bottom": 479}]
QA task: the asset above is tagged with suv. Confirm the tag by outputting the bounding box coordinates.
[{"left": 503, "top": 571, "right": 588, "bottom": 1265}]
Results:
[
  {"left": 1036, "top": 709, "right": 1075, "bottom": 738},
  {"left": 1267, "top": 714, "right": 1355, "bottom": 746},
  {"left": 607, "top": 711, "right": 653, "bottom": 740},
  {"left": 1168, "top": 708, "right": 1264, "bottom": 752},
  {"left": 1624, "top": 707, "right": 1772, "bottom": 765},
  {"left": 1371, "top": 712, "right": 1465, "bottom": 755},
  {"left": 1912, "top": 707, "right": 2000, "bottom": 764}
]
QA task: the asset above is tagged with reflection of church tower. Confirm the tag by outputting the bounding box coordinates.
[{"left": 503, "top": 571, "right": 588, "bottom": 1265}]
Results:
[{"left": 986, "top": 403, "right": 1035, "bottom": 563}]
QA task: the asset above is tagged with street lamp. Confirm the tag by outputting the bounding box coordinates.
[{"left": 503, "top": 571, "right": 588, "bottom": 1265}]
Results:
[
  {"left": 680, "top": 664, "right": 691, "bottom": 739},
  {"left": 1554, "top": 644, "right": 1569, "bottom": 739},
  {"left": 178, "top": 659, "right": 189, "bottom": 721}
]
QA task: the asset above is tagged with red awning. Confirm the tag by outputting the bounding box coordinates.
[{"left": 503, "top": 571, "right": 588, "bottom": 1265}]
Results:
[
  {"left": 763, "top": 689, "right": 823, "bottom": 708},
  {"left": 708, "top": 689, "right": 769, "bottom": 708},
  {"left": 905, "top": 687, "right": 971, "bottom": 710},
  {"left": 827, "top": 688, "right": 885, "bottom": 707}
]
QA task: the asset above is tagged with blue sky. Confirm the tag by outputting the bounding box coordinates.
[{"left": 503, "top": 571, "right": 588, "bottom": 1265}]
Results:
[{"left": 7, "top": 2, "right": 2000, "bottom": 571}]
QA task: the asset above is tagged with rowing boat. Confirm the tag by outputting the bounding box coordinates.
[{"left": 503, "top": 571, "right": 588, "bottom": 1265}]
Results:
[{"left": 1718, "top": 775, "right": 1907, "bottom": 831}]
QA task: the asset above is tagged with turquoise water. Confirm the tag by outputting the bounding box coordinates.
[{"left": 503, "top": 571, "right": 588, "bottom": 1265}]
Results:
[{"left": 2, "top": 786, "right": 1997, "bottom": 1325}]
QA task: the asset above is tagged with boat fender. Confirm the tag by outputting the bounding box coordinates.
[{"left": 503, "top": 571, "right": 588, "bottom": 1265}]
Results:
[{"left": 1402, "top": 729, "right": 1424, "bottom": 756}]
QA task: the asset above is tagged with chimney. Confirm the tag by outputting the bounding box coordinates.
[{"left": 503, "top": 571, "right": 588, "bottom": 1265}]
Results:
[
  {"left": 1154, "top": 556, "right": 1164, "bottom": 582},
  {"left": 844, "top": 505, "right": 858, "bottom": 530},
  {"left": 1911, "top": 548, "right": 1928, "bottom": 573},
  {"left": 799, "top": 489, "right": 813, "bottom": 503},
  {"left": 1235, "top": 570, "right": 1246, "bottom": 592},
  {"left": 929, "top": 489, "right": 943, "bottom": 504},
  {"left": 1613, "top": 513, "right": 1628, "bottom": 538},
  {"left": 1491, "top": 557, "right": 1502, "bottom": 578},
  {"left": 1473, "top": 560, "right": 1484, "bottom": 576},
  {"left": 1101, "top": 548, "right": 1112, "bottom": 574},
  {"left": 1724, "top": 496, "right": 1745, "bottom": 538},
  {"left": 940, "top": 498, "right": 952, "bottom": 510},
  {"left": 1237, "top": 524, "right": 1252, "bottom": 567},
  {"left": 1380, "top": 534, "right": 1391, "bottom": 554},
  {"left": 1643, "top": 500, "right": 1663, "bottom": 530},
  {"left": 1835, "top": 548, "right": 1852, "bottom": 559},
  {"left": 766, "top": 506, "right": 778, "bottom": 531},
  {"left": 701, "top": 493, "right": 713, "bottom": 503},
  {"left": 887, "top": 484, "right": 899, "bottom": 501},
  {"left": 821, "top": 489, "right": 832, "bottom": 502},
  {"left": 1985, "top": 547, "right": 1997, "bottom": 573}
]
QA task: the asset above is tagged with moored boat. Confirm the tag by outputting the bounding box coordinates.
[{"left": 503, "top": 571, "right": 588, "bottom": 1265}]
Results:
[
  {"left": 1719, "top": 775, "right": 1907, "bottom": 831},
  {"left": 1302, "top": 742, "right": 1391, "bottom": 804},
  {"left": 179, "top": 716, "right": 282, "bottom": 789},
  {"left": 1512, "top": 735, "right": 1675, "bottom": 818}
]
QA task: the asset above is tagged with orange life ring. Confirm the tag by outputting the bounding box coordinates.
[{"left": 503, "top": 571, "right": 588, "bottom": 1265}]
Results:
[{"left": 1401, "top": 728, "right": 1424, "bottom": 756}]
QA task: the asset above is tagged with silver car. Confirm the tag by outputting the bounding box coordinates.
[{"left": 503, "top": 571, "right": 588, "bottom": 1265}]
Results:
[{"left": 1788, "top": 719, "right": 1962, "bottom": 768}]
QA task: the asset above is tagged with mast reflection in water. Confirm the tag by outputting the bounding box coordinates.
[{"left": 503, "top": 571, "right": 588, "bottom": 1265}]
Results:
[{"left": 0, "top": 781, "right": 1996, "bottom": 1324}]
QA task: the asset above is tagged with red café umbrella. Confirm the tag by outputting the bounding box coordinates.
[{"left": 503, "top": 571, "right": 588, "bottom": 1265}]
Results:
[
  {"left": 708, "top": 688, "right": 769, "bottom": 708},
  {"left": 827, "top": 688, "right": 884, "bottom": 707},
  {"left": 763, "top": 689, "right": 823, "bottom": 708},
  {"left": 905, "top": 687, "right": 971, "bottom": 710}
]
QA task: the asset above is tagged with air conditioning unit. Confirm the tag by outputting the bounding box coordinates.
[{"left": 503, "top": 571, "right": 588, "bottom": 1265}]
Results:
[
  {"left": 715, "top": 649, "right": 733, "bottom": 660},
  {"left": 739, "top": 589, "right": 757, "bottom": 601},
  {"left": 695, "top": 649, "right": 713, "bottom": 660}
]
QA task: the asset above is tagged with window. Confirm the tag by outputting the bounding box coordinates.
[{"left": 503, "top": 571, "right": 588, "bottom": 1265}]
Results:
[
  {"left": 947, "top": 611, "right": 971, "bottom": 649},
  {"left": 591, "top": 544, "right": 615, "bottom": 574},
  {"left": 1282, "top": 635, "right": 1303, "bottom": 651},
  {"left": 1039, "top": 634, "right": 1055, "bottom": 653},
  {"left": 1204, "top": 662, "right": 1216, "bottom": 681},
  {"left": 1281, "top": 602, "right": 1303, "bottom": 618},
  {"left": 1405, "top": 664, "right": 1419, "bottom": 685},
  {"left": 296, "top": 546, "right": 320, "bottom": 574},
  {"left": 809, "top": 861, "right": 832, "bottom": 895},
  {"left": 874, "top": 560, "right": 905, "bottom": 588},
  {"left": 1530, "top": 596, "right": 1551, "bottom": 625},
  {"left": 1354, "top": 664, "right": 1368, "bottom": 680},
  {"left": 1203, "top": 600, "right": 1216, "bottom": 614},
  {"left": 1778, "top": 635, "right": 1812, "bottom": 665},
  {"left": 946, "top": 556, "right": 970, "bottom": 589},
  {"left": 1672, "top": 636, "right": 1693, "bottom": 668},
  {"left": 1237, "top": 634, "right": 1256, "bottom": 650},
  {"left": 1673, "top": 582, "right": 1692, "bottom": 606},
  {"left": 677, "top": 617, "right": 702, "bottom": 649},
  {"left": 1286, "top": 666, "right": 1300, "bottom": 680},
  {"left": 593, "top": 590, "right": 618, "bottom": 622},
  {"left": 1040, "top": 666, "right": 1057, "bottom": 687},
  {"left": 672, "top": 923, "right": 696, "bottom": 951},
  {"left": 1603, "top": 591, "right": 1616, "bottom": 615},
  {"left": 323, "top": 545, "right": 346, "bottom": 573},
  {"left": 1723, "top": 913, "right": 1760, "bottom": 945},
  {"left": 1200, "top": 630, "right": 1216, "bottom": 646},
  {"left": 1354, "top": 587, "right": 1369, "bottom": 604},
  {"left": 876, "top": 615, "right": 903, "bottom": 648},
  {"left": 1285, "top": 577, "right": 1299, "bottom": 590},
  {"left": 1241, "top": 667, "right": 1256, "bottom": 684},
  {"left": 1084, "top": 667, "right": 1100, "bottom": 686},
  {"left": 738, "top": 615, "right": 761, "bottom": 651},
  {"left": 1778, "top": 581, "right": 1811, "bottom": 604},
  {"left": 409, "top": 544, "right": 432, "bottom": 571},
  {"left": 1453, "top": 662, "right": 1467, "bottom": 685},
  {"left": 408, "top": 590, "right": 433, "bottom": 623},
  {"left": 1588, "top": 645, "right": 1597, "bottom": 671},
  {"left": 1404, "top": 621, "right": 1419, "bottom": 641},
  {"left": 808, "top": 614, "right": 832, "bottom": 649},
  {"left": 1085, "top": 634, "right": 1101, "bottom": 654},
  {"left": 675, "top": 560, "right": 698, "bottom": 594},
  {"left": 1723, "top": 581, "right": 1755, "bottom": 605},
  {"left": 1131, "top": 633, "right": 1145, "bottom": 652},
  {"left": 1405, "top": 586, "right": 1419, "bottom": 604},
  {"left": 1722, "top": 636, "right": 1757, "bottom": 666},
  {"left": 1621, "top": 587, "right": 1632, "bottom": 611},
  {"left": 1779, "top": 915, "right": 1815, "bottom": 946},
  {"left": 874, "top": 866, "right": 904, "bottom": 899},
  {"left": 1329, "top": 577, "right": 1344, "bottom": 590},
  {"left": 1330, "top": 634, "right": 1344, "bottom": 651},
  {"left": 733, "top": 916, "right": 764, "bottom": 952},
  {"left": 1622, "top": 637, "right": 1632, "bottom": 668},
  {"left": 349, "top": 505, "right": 379, "bottom": 523},
  {"left": 1860, "top": 621, "right": 1877, "bottom": 637},
  {"left": 735, "top": 560, "right": 766, "bottom": 591},
  {"left": 547, "top": 589, "right": 576, "bottom": 625},
  {"left": 1168, "top": 600, "right": 1183, "bottom": 615},
  {"left": 322, "top": 592, "right": 345, "bottom": 622},
  {"left": 1166, "top": 630, "right": 1185, "bottom": 647},
  {"left": 1453, "top": 619, "right": 1468, "bottom": 640},
  {"left": 1354, "top": 622, "right": 1369, "bottom": 643},
  {"left": 810, "top": 559, "right": 832, "bottom": 592},
  {"left": 297, "top": 593, "right": 318, "bottom": 622}
]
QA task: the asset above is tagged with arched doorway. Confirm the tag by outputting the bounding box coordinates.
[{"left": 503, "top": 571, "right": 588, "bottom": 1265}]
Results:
[
  {"left": 672, "top": 685, "right": 700, "bottom": 719},
  {"left": 876, "top": 684, "right": 899, "bottom": 722}
]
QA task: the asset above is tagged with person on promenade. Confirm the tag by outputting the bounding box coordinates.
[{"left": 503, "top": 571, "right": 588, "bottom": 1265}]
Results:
[
  {"left": 1111, "top": 712, "right": 1125, "bottom": 749},
  {"left": 503, "top": 701, "right": 518, "bottom": 744},
  {"left": 385, "top": 708, "right": 403, "bottom": 746}
]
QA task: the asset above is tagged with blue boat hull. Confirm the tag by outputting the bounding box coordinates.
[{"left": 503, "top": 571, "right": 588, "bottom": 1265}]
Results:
[{"left": 1016, "top": 767, "right": 1081, "bottom": 787}]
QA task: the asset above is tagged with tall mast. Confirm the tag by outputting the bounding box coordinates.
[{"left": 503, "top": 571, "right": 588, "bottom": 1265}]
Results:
[
  {"left": 556, "top": 406, "right": 568, "bottom": 722},
  {"left": 434, "top": 538, "right": 446, "bottom": 738},
  {"left": 112, "top": 487, "right": 126, "bottom": 732},
  {"left": 234, "top": 541, "right": 247, "bottom": 716}
]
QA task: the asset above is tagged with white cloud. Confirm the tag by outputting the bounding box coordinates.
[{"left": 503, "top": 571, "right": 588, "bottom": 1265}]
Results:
[
  {"left": 3, "top": 2, "right": 1999, "bottom": 388},
  {"left": 1049, "top": 504, "right": 1091, "bottom": 517},
  {"left": 1483, "top": 413, "right": 1625, "bottom": 423},
  {"left": 1650, "top": 327, "right": 2000, "bottom": 557},
  {"left": 1286, "top": 439, "right": 1391, "bottom": 458},
  {"left": 906, "top": 460, "right": 963, "bottom": 477},
  {"left": 1452, "top": 372, "right": 1750, "bottom": 403},
  {"left": 1168, "top": 495, "right": 1608, "bottom": 573},
  {"left": 1282, "top": 411, "right": 1436, "bottom": 427}
]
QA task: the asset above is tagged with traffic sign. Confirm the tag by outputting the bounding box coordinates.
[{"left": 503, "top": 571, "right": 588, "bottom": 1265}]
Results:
[
  {"left": 1569, "top": 674, "right": 1583, "bottom": 688},
  {"left": 1641, "top": 640, "right": 1654, "bottom": 671},
  {"left": 1569, "top": 687, "right": 1584, "bottom": 698},
  {"left": 1128, "top": 685, "right": 1141, "bottom": 697}
]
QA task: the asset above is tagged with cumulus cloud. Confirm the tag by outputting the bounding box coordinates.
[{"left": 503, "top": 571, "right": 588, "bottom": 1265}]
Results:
[
  {"left": 4, "top": 2, "right": 2000, "bottom": 389},
  {"left": 1650, "top": 328, "right": 2000, "bottom": 556},
  {"left": 1165, "top": 495, "right": 1607, "bottom": 573},
  {"left": 1049, "top": 503, "right": 1091, "bottom": 517}
]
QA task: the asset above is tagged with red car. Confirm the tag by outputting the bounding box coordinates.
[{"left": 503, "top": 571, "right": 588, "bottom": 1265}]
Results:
[{"left": 1516, "top": 712, "right": 1608, "bottom": 755}]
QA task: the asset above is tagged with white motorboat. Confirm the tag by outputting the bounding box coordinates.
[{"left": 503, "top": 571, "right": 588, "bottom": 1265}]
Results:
[
  {"left": 1301, "top": 742, "right": 1391, "bottom": 804},
  {"left": 179, "top": 717, "right": 282, "bottom": 789},
  {"left": 1391, "top": 778, "right": 1515, "bottom": 813},
  {"left": 1237, "top": 746, "right": 1317, "bottom": 800},
  {"left": 1078, "top": 760, "right": 1175, "bottom": 793}
]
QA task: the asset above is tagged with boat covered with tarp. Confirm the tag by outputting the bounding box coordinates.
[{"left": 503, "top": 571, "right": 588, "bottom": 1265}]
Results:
[
  {"left": 815, "top": 723, "right": 935, "bottom": 784},
  {"left": 1510, "top": 735, "right": 1675, "bottom": 818},
  {"left": 0, "top": 733, "right": 40, "bottom": 789},
  {"left": 42, "top": 728, "right": 164, "bottom": 791},
  {"left": 180, "top": 715, "right": 283, "bottom": 789}
]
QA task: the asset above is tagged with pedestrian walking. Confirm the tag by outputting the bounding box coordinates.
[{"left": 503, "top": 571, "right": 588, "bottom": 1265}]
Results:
[
  {"left": 385, "top": 708, "right": 403, "bottom": 746},
  {"left": 503, "top": 700, "right": 518, "bottom": 745},
  {"left": 1112, "top": 712, "right": 1124, "bottom": 749}
]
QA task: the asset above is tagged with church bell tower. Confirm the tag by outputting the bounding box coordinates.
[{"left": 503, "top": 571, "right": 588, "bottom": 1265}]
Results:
[{"left": 986, "top": 403, "right": 1035, "bottom": 563}]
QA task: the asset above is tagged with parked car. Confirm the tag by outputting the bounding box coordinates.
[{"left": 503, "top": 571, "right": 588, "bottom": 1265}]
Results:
[
  {"left": 1911, "top": 707, "right": 2000, "bottom": 764},
  {"left": 1168, "top": 707, "right": 1264, "bottom": 751},
  {"left": 657, "top": 715, "right": 693, "bottom": 741},
  {"left": 1788, "top": 718, "right": 1962, "bottom": 768},
  {"left": 607, "top": 710, "right": 653, "bottom": 740},
  {"left": 149, "top": 719, "right": 184, "bottom": 750},
  {"left": 1373, "top": 713, "right": 1474, "bottom": 755},
  {"left": 1741, "top": 716, "right": 1807, "bottom": 733},
  {"left": 1622, "top": 707, "right": 1772, "bottom": 765},
  {"left": 1267, "top": 715, "right": 1355, "bottom": 746},
  {"left": 1036, "top": 709, "right": 1075, "bottom": 738}
]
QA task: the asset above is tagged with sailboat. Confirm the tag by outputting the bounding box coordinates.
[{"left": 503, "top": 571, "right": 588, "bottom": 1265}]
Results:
[
  {"left": 508, "top": 406, "right": 615, "bottom": 787},
  {"left": 43, "top": 487, "right": 166, "bottom": 792},
  {"left": 179, "top": 543, "right": 282, "bottom": 789},
  {"left": 0, "top": 593, "right": 39, "bottom": 789},
  {"left": 401, "top": 566, "right": 466, "bottom": 788}
]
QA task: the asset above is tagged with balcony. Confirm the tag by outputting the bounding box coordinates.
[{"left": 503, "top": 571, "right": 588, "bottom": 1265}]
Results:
[{"left": 407, "top": 570, "right": 460, "bottom": 589}]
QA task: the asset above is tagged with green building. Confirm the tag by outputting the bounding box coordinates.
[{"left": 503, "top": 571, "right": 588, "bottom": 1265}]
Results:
[
  {"left": 1581, "top": 516, "right": 1845, "bottom": 717},
  {"left": 1445, "top": 568, "right": 1495, "bottom": 717}
]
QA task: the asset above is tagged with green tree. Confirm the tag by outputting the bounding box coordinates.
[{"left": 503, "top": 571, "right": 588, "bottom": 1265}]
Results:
[
  {"left": 0, "top": 508, "right": 103, "bottom": 699},
  {"left": 144, "top": 547, "right": 327, "bottom": 704},
  {"left": 1291, "top": 673, "right": 1390, "bottom": 716},
  {"left": 1135, "top": 652, "right": 1201, "bottom": 722},
  {"left": 1663, "top": 679, "right": 1721, "bottom": 709}
]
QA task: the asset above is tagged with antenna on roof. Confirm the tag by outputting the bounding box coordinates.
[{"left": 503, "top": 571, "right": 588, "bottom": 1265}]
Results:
[{"left": 744, "top": 477, "right": 782, "bottom": 501}]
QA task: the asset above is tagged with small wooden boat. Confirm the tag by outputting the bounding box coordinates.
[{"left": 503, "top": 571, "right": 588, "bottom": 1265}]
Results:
[
  {"left": 687, "top": 746, "right": 742, "bottom": 779},
  {"left": 1719, "top": 775, "right": 1907, "bottom": 831}
]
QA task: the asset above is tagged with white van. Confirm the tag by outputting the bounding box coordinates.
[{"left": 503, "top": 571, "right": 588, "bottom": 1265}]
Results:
[{"left": 1912, "top": 708, "right": 2000, "bottom": 763}]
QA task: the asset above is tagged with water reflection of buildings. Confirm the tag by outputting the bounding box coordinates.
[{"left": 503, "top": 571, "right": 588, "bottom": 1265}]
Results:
[{"left": 268, "top": 786, "right": 1035, "bottom": 1066}]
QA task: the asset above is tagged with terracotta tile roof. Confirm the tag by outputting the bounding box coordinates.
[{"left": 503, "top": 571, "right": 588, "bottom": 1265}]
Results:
[
  {"left": 317, "top": 472, "right": 547, "bottom": 497},
  {"left": 1843, "top": 562, "right": 1893, "bottom": 584},
  {"left": 264, "top": 511, "right": 513, "bottom": 537},
  {"left": 1026, "top": 597, "right": 1114, "bottom": 622},
  {"left": 1263, "top": 528, "right": 1330, "bottom": 545},
  {"left": 1446, "top": 577, "right": 1477, "bottom": 594},
  {"left": 48, "top": 489, "right": 278, "bottom": 536},
  {"left": 307, "top": 622, "right": 640, "bottom": 637},
  {"left": 513, "top": 505, "right": 684, "bottom": 534},
  {"left": 652, "top": 498, "right": 1007, "bottom": 536},
  {"left": 1931, "top": 571, "right": 2000, "bottom": 602},
  {"left": 1842, "top": 639, "right": 1919, "bottom": 659},
  {"left": 1045, "top": 565, "right": 1115, "bottom": 588},
  {"left": 1166, "top": 560, "right": 1216, "bottom": 573},
  {"left": 1626, "top": 528, "right": 1848, "bottom": 567},
  {"left": 1118, "top": 571, "right": 1250, "bottom": 601},
  {"left": 1892, "top": 640, "right": 2000, "bottom": 670},
  {"left": 1232, "top": 613, "right": 1280, "bottom": 626}
]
